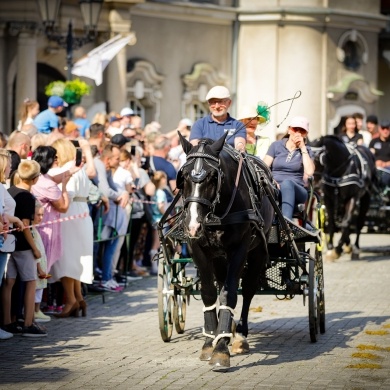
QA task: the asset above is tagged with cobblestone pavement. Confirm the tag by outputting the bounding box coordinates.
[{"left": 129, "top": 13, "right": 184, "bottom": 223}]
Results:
[{"left": 0, "top": 234, "right": 389, "bottom": 390}]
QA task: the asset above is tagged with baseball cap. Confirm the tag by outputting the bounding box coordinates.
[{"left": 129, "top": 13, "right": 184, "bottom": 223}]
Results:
[
  {"left": 64, "top": 121, "right": 81, "bottom": 135},
  {"left": 289, "top": 116, "right": 309, "bottom": 132},
  {"left": 120, "top": 107, "right": 135, "bottom": 117},
  {"left": 380, "top": 119, "right": 390, "bottom": 128},
  {"left": 48, "top": 95, "right": 68, "bottom": 108},
  {"left": 111, "top": 134, "right": 131, "bottom": 147},
  {"left": 109, "top": 115, "right": 122, "bottom": 124},
  {"left": 205, "top": 86, "right": 231, "bottom": 101},
  {"left": 366, "top": 115, "right": 378, "bottom": 124}
]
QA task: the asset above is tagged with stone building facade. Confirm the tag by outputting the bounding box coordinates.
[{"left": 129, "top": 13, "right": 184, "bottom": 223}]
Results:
[{"left": 0, "top": 0, "right": 388, "bottom": 140}]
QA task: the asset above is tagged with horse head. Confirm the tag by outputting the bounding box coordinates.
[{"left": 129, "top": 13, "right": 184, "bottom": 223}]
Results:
[{"left": 178, "top": 132, "right": 227, "bottom": 238}]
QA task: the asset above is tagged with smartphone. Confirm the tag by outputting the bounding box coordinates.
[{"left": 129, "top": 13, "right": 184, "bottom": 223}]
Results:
[
  {"left": 130, "top": 145, "right": 136, "bottom": 156},
  {"left": 71, "top": 140, "right": 80, "bottom": 147},
  {"left": 75, "top": 148, "right": 82, "bottom": 166}
]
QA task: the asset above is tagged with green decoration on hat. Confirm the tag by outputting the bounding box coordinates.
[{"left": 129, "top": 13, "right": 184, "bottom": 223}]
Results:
[{"left": 256, "top": 101, "right": 271, "bottom": 125}]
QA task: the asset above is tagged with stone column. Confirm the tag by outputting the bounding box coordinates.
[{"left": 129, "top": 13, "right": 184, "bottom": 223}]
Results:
[
  {"left": 0, "top": 24, "right": 6, "bottom": 133},
  {"left": 15, "top": 32, "right": 37, "bottom": 122},
  {"left": 106, "top": 8, "right": 135, "bottom": 113}
]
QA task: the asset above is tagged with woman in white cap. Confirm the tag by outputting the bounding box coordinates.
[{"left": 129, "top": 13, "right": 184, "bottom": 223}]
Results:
[
  {"left": 263, "top": 116, "right": 315, "bottom": 220},
  {"left": 189, "top": 86, "right": 246, "bottom": 152}
]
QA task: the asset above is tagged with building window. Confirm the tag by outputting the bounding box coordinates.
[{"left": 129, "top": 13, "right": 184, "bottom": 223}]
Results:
[
  {"left": 182, "top": 62, "right": 228, "bottom": 123},
  {"left": 126, "top": 60, "right": 164, "bottom": 125},
  {"left": 336, "top": 30, "right": 369, "bottom": 71}
]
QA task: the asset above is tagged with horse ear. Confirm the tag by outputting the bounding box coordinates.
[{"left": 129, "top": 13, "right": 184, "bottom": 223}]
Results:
[
  {"left": 178, "top": 131, "right": 192, "bottom": 155},
  {"left": 210, "top": 132, "right": 227, "bottom": 155}
]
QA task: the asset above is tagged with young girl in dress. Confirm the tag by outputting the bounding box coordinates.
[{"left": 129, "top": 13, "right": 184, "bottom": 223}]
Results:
[
  {"left": 149, "top": 171, "right": 168, "bottom": 275},
  {"left": 32, "top": 201, "right": 51, "bottom": 322}
]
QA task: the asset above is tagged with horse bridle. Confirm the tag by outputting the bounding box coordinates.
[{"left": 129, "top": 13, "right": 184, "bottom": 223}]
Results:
[
  {"left": 182, "top": 142, "right": 222, "bottom": 211},
  {"left": 181, "top": 142, "right": 244, "bottom": 221}
]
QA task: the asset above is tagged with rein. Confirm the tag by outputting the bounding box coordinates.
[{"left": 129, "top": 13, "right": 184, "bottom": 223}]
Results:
[{"left": 218, "top": 153, "right": 244, "bottom": 220}]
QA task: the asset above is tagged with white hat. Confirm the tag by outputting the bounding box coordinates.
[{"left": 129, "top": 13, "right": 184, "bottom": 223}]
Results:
[
  {"left": 205, "top": 86, "right": 231, "bottom": 101},
  {"left": 180, "top": 118, "right": 193, "bottom": 127},
  {"left": 289, "top": 116, "right": 309, "bottom": 132},
  {"left": 120, "top": 107, "right": 134, "bottom": 117}
]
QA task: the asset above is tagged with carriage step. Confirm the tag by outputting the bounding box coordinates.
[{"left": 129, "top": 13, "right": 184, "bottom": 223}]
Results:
[{"left": 170, "top": 257, "right": 193, "bottom": 263}]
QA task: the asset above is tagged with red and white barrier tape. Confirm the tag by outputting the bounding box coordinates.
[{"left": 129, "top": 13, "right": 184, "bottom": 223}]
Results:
[{"left": 0, "top": 212, "right": 89, "bottom": 235}]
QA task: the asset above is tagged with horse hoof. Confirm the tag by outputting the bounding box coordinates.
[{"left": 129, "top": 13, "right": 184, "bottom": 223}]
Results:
[
  {"left": 351, "top": 252, "right": 360, "bottom": 260},
  {"left": 326, "top": 249, "right": 339, "bottom": 262},
  {"left": 211, "top": 362, "right": 231, "bottom": 372},
  {"left": 343, "top": 244, "right": 352, "bottom": 254},
  {"left": 199, "top": 347, "right": 213, "bottom": 361},
  {"left": 209, "top": 353, "right": 230, "bottom": 372},
  {"left": 231, "top": 335, "right": 250, "bottom": 354}
]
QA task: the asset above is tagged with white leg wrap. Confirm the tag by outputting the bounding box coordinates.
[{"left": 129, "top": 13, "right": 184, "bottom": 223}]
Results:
[
  {"left": 219, "top": 305, "right": 235, "bottom": 315},
  {"left": 203, "top": 301, "right": 218, "bottom": 312},
  {"left": 202, "top": 328, "right": 216, "bottom": 339},
  {"left": 212, "top": 332, "right": 233, "bottom": 347}
]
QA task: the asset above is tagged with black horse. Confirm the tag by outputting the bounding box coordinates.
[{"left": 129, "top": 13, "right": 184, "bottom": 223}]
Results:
[
  {"left": 177, "top": 133, "right": 274, "bottom": 371},
  {"left": 310, "top": 135, "right": 375, "bottom": 260}
]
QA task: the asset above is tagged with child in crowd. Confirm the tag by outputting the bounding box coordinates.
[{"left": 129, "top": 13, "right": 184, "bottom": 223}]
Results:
[
  {"left": 32, "top": 201, "right": 51, "bottom": 323},
  {"left": 149, "top": 171, "right": 168, "bottom": 275},
  {"left": 1, "top": 160, "right": 47, "bottom": 337}
]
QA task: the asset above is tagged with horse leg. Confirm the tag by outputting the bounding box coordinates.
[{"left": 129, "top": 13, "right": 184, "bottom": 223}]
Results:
[
  {"left": 352, "top": 192, "right": 370, "bottom": 260},
  {"left": 192, "top": 248, "right": 219, "bottom": 361},
  {"left": 232, "top": 248, "right": 265, "bottom": 354},
  {"left": 335, "top": 198, "right": 355, "bottom": 256},
  {"left": 210, "top": 239, "right": 249, "bottom": 371},
  {"left": 209, "top": 307, "right": 234, "bottom": 371},
  {"left": 200, "top": 305, "right": 218, "bottom": 361}
]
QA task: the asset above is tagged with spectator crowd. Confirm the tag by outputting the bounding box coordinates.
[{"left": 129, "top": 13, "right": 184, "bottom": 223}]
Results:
[{"left": 0, "top": 95, "right": 191, "bottom": 339}]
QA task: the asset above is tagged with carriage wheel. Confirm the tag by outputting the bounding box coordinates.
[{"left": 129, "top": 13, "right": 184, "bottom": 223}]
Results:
[
  {"left": 173, "top": 263, "right": 187, "bottom": 334},
  {"left": 317, "top": 247, "right": 326, "bottom": 334},
  {"left": 308, "top": 243, "right": 320, "bottom": 343},
  {"left": 157, "top": 255, "right": 174, "bottom": 342}
]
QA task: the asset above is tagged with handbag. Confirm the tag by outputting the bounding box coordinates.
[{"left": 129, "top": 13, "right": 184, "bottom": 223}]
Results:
[
  {"left": 0, "top": 233, "right": 15, "bottom": 253},
  {"left": 131, "top": 188, "right": 154, "bottom": 224}
]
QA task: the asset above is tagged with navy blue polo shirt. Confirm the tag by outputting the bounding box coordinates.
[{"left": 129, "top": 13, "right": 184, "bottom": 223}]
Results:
[
  {"left": 266, "top": 139, "right": 313, "bottom": 187},
  {"left": 189, "top": 114, "right": 246, "bottom": 146}
]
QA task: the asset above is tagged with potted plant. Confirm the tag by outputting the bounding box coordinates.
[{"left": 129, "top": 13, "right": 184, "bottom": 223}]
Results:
[{"left": 45, "top": 79, "right": 92, "bottom": 105}]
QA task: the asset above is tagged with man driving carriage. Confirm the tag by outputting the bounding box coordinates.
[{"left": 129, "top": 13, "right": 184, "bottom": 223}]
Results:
[{"left": 189, "top": 86, "right": 246, "bottom": 152}]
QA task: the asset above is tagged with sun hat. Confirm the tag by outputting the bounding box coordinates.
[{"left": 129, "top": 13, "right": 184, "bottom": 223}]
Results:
[
  {"left": 289, "top": 116, "right": 309, "bottom": 132},
  {"left": 120, "top": 107, "right": 135, "bottom": 117},
  {"left": 48, "top": 95, "right": 68, "bottom": 108},
  {"left": 205, "top": 86, "right": 231, "bottom": 101}
]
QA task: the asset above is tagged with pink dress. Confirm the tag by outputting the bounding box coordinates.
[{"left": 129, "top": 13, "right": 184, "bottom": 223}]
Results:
[{"left": 32, "top": 174, "right": 62, "bottom": 272}]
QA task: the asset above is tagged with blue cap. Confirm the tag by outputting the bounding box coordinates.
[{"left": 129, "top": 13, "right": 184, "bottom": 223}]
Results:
[{"left": 48, "top": 95, "right": 68, "bottom": 108}]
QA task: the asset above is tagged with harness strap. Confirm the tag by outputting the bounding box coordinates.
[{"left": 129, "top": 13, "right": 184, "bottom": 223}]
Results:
[
  {"left": 204, "top": 209, "right": 260, "bottom": 226},
  {"left": 218, "top": 153, "right": 244, "bottom": 220}
]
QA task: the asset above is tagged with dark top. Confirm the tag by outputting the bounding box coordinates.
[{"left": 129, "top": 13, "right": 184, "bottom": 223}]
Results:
[
  {"left": 190, "top": 114, "right": 246, "bottom": 146},
  {"left": 8, "top": 186, "right": 36, "bottom": 251},
  {"left": 369, "top": 138, "right": 390, "bottom": 162},
  {"left": 339, "top": 133, "right": 363, "bottom": 145},
  {"left": 150, "top": 156, "right": 177, "bottom": 202},
  {"left": 8, "top": 150, "right": 21, "bottom": 176},
  {"left": 266, "top": 138, "right": 313, "bottom": 187}
]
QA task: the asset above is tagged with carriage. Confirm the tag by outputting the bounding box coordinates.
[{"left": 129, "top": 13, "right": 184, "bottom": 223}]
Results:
[{"left": 156, "top": 138, "right": 326, "bottom": 354}]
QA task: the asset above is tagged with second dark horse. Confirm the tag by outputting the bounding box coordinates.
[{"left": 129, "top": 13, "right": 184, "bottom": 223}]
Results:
[
  {"left": 310, "top": 135, "right": 375, "bottom": 260},
  {"left": 178, "top": 133, "right": 274, "bottom": 371}
]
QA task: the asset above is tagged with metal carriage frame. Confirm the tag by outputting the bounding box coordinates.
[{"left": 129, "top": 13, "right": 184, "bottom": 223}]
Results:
[{"left": 156, "top": 182, "right": 326, "bottom": 344}]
